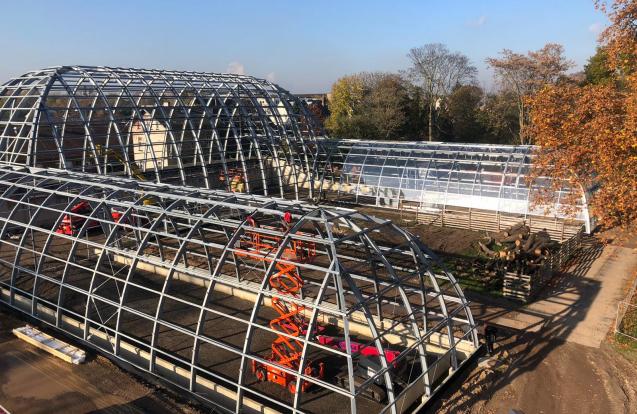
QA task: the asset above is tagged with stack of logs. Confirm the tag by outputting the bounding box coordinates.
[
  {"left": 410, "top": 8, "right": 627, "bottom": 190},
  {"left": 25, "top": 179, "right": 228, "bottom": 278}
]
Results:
[{"left": 476, "top": 222, "right": 557, "bottom": 275}]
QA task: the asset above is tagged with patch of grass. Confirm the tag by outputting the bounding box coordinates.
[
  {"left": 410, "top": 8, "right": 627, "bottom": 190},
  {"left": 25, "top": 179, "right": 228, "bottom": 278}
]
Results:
[
  {"left": 460, "top": 245, "right": 481, "bottom": 258},
  {"left": 457, "top": 278, "right": 503, "bottom": 298},
  {"left": 617, "top": 304, "right": 637, "bottom": 338},
  {"left": 612, "top": 297, "right": 637, "bottom": 361},
  {"left": 429, "top": 249, "right": 505, "bottom": 298},
  {"left": 615, "top": 334, "right": 637, "bottom": 348},
  {"left": 611, "top": 334, "right": 637, "bottom": 363}
]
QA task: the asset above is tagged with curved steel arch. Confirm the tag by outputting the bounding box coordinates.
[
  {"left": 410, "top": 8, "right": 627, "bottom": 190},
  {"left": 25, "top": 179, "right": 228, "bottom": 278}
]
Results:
[
  {"left": 0, "top": 66, "right": 321, "bottom": 198},
  {"left": 0, "top": 166, "right": 478, "bottom": 414}
]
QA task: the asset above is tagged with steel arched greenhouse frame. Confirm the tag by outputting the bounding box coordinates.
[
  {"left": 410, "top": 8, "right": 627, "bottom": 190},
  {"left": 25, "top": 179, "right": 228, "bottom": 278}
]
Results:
[
  {"left": 0, "top": 66, "right": 321, "bottom": 199},
  {"left": 0, "top": 165, "right": 478, "bottom": 414}
]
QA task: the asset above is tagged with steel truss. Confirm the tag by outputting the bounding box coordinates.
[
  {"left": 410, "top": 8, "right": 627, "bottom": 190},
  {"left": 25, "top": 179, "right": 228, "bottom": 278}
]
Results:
[
  {"left": 0, "top": 165, "right": 478, "bottom": 414},
  {"left": 0, "top": 67, "right": 591, "bottom": 233}
]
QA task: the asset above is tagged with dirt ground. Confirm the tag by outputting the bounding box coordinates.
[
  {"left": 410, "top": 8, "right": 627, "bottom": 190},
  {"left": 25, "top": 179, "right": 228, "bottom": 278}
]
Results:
[
  {"left": 431, "top": 332, "right": 636, "bottom": 414},
  {"left": 0, "top": 308, "right": 201, "bottom": 414},
  {"left": 356, "top": 206, "right": 485, "bottom": 257},
  {"left": 429, "top": 232, "right": 637, "bottom": 414},
  {"left": 407, "top": 224, "right": 484, "bottom": 256}
]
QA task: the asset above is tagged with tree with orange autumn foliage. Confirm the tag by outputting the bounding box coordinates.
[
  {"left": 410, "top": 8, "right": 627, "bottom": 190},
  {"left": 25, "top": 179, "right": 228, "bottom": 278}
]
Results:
[
  {"left": 487, "top": 44, "right": 574, "bottom": 144},
  {"left": 527, "top": 0, "right": 637, "bottom": 229}
]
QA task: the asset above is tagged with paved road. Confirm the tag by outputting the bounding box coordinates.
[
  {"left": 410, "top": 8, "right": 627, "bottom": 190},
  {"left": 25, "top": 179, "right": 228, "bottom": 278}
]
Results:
[{"left": 560, "top": 243, "right": 637, "bottom": 346}]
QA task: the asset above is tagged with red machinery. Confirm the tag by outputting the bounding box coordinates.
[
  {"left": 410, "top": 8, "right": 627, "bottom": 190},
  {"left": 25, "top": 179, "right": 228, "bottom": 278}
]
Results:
[
  {"left": 56, "top": 201, "right": 100, "bottom": 235},
  {"left": 237, "top": 214, "right": 324, "bottom": 394},
  {"left": 317, "top": 335, "right": 403, "bottom": 403},
  {"left": 56, "top": 201, "right": 127, "bottom": 236}
]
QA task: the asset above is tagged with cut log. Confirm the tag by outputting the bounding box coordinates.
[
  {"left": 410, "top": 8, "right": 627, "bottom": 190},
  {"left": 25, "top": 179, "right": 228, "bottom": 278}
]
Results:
[
  {"left": 478, "top": 241, "right": 496, "bottom": 257},
  {"left": 530, "top": 239, "right": 549, "bottom": 253},
  {"left": 502, "top": 233, "right": 525, "bottom": 243},
  {"left": 535, "top": 230, "right": 551, "bottom": 243},
  {"left": 522, "top": 233, "right": 536, "bottom": 251}
]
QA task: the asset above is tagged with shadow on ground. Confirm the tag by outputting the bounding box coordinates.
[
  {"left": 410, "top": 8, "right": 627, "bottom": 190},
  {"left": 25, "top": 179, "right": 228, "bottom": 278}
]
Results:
[{"left": 426, "top": 236, "right": 605, "bottom": 413}]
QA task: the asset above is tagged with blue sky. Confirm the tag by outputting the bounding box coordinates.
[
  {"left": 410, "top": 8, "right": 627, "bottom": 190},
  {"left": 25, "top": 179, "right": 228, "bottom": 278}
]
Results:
[{"left": 0, "top": 0, "right": 608, "bottom": 93}]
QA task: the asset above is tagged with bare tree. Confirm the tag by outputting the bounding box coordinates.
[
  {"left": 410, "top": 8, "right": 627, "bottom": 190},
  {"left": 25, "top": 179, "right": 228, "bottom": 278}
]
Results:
[
  {"left": 407, "top": 43, "right": 477, "bottom": 141},
  {"left": 486, "top": 43, "right": 574, "bottom": 144}
]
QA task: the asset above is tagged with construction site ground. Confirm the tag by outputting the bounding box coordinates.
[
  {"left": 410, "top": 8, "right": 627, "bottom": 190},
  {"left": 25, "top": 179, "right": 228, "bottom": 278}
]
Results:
[
  {"left": 431, "top": 228, "right": 637, "bottom": 414},
  {"left": 0, "top": 271, "right": 382, "bottom": 414},
  {"left": 0, "top": 308, "right": 200, "bottom": 414}
]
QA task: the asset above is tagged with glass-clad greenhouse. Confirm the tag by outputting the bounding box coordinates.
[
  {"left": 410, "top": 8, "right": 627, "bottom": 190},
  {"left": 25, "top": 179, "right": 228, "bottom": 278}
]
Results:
[{"left": 314, "top": 140, "right": 591, "bottom": 236}]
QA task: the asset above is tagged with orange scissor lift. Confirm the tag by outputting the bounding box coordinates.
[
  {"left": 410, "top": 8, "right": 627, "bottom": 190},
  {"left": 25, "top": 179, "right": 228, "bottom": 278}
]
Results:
[{"left": 236, "top": 216, "right": 324, "bottom": 394}]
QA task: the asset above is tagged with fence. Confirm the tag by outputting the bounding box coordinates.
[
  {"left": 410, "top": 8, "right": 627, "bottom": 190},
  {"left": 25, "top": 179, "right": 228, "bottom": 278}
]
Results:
[
  {"left": 615, "top": 275, "right": 637, "bottom": 342},
  {"left": 416, "top": 205, "right": 584, "bottom": 242},
  {"left": 616, "top": 302, "right": 637, "bottom": 342}
]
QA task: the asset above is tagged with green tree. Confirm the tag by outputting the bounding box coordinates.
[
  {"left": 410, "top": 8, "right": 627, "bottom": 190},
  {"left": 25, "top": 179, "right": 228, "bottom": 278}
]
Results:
[
  {"left": 443, "top": 85, "right": 485, "bottom": 142},
  {"left": 326, "top": 72, "right": 418, "bottom": 140},
  {"left": 325, "top": 75, "right": 365, "bottom": 137},
  {"left": 361, "top": 73, "right": 412, "bottom": 139},
  {"left": 437, "top": 85, "right": 518, "bottom": 144},
  {"left": 479, "top": 92, "right": 520, "bottom": 144},
  {"left": 584, "top": 47, "right": 614, "bottom": 84}
]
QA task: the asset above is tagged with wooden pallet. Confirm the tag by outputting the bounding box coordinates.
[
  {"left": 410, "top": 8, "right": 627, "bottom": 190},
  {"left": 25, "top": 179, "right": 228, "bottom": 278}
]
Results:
[{"left": 501, "top": 229, "right": 584, "bottom": 301}]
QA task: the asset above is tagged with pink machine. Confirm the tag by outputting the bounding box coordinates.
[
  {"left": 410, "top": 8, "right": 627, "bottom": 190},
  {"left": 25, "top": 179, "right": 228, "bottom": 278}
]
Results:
[{"left": 317, "top": 335, "right": 400, "bottom": 364}]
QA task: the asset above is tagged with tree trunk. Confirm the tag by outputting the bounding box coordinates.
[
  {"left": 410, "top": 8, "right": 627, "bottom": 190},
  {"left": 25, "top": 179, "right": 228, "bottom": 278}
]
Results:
[
  {"left": 518, "top": 99, "right": 525, "bottom": 144},
  {"left": 428, "top": 101, "right": 434, "bottom": 141}
]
